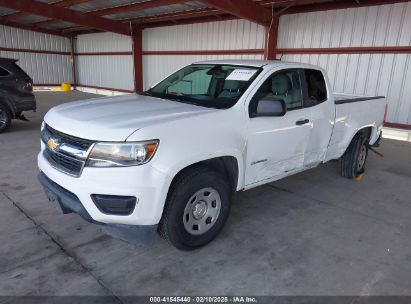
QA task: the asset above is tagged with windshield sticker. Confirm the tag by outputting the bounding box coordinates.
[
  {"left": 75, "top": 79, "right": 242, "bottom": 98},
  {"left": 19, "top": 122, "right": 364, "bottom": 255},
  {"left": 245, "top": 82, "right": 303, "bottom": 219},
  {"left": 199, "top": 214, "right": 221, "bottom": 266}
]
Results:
[{"left": 226, "top": 69, "right": 257, "bottom": 81}]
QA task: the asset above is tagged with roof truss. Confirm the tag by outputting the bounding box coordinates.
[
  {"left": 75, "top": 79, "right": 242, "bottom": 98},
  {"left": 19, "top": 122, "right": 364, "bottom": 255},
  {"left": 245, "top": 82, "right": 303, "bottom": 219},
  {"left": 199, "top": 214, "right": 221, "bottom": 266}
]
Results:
[
  {"left": 200, "top": 0, "right": 272, "bottom": 26},
  {"left": 0, "top": 0, "right": 409, "bottom": 36},
  {"left": 0, "top": 0, "right": 130, "bottom": 35}
]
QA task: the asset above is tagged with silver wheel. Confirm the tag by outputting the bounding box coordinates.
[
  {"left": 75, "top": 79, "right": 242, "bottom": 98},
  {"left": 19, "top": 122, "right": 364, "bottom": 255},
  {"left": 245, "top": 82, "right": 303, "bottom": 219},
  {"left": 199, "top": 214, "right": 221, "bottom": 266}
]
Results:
[
  {"left": 357, "top": 143, "right": 367, "bottom": 171},
  {"left": 0, "top": 109, "right": 8, "bottom": 129},
  {"left": 183, "top": 187, "right": 221, "bottom": 235}
]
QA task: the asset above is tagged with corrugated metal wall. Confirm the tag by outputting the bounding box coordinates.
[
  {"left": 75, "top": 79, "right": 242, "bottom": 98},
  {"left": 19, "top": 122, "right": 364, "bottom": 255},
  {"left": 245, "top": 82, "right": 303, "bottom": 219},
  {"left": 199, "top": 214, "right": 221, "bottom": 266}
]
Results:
[
  {"left": 75, "top": 32, "right": 134, "bottom": 91},
  {"left": 142, "top": 20, "right": 265, "bottom": 89},
  {"left": 278, "top": 2, "right": 411, "bottom": 125},
  {"left": 143, "top": 54, "right": 264, "bottom": 89},
  {"left": 0, "top": 25, "right": 72, "bottom": 84}
]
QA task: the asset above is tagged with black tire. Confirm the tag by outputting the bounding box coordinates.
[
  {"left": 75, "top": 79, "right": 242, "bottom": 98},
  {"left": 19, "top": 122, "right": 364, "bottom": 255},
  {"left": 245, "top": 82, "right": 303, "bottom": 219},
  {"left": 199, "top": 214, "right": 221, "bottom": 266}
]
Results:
[
  {"left": 159, "top": 166, "right": 232, "bottom": 250},
  {"left": 0, "top": 104, "right": 12, "bottom": 134},
  {"left": 341, "top": 132, "right": 369, "bottom": 179}
]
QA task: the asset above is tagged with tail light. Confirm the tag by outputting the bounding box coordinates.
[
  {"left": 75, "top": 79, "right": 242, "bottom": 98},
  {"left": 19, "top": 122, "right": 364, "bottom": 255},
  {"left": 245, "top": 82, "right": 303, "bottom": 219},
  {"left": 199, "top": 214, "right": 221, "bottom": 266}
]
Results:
[{"left": 23, "top": 81, "right": 33, "bottom": 92}]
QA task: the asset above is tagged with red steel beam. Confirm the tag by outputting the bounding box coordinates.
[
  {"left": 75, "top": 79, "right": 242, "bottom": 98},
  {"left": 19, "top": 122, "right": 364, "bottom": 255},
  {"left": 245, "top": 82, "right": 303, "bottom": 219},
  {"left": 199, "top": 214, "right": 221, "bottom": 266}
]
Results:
[
  {"left": 75, "top": 51, "right": 132, "bottom": 56},
  {"left": 201, "top": 0, "right": 272, "bottom": 26},
  {"left": 70, "top": 28, "right": 102, "bottom": 35},
  {"left": 142, "top": 14, "right": 236, "bottom": 28},
  {"left": 70, "top": 36, "right": 77, "bottom": 87},
  {"left": 283, "top": 0, "right": 410, "bottom": 14},
  {"left": 0, "top": 46, "right": 69, "bottom": 54},
  {"left": 33, "top": 0, "right": 188, "bottom": 28},
  {"left": 61, "top": 25, "right": 91, "bottom": 33},
  {"left": 0, "top": 18, "right": 65, "bottom": 36},
  {"left": 264, "top": 16, "right": 279, "bottom": 60},
  {"left": 63, "top": 9, "right": 227, "bottom": 33},
  {"left": 142, "top": 49, "right": 264, "bottom": 55},
  {"left": 132, "top": 27, "right": 143, "bottom": 93},
  {"left": 90, "top": 0, "right": 188, "bottom": 16},
  {"left": 0, "top": 0, "right": 130, "bottom": 35},
  {"left": 1, "top": 0, "right": 91, "bottom": 22},
  {"left": 258, "top": 0, "right": 327, "bottom": 8},
  {"left": 55, "top": 0, "right": 92, "bottom": 6},
  {"left": 67, "top": 14, "right": 234, "bottom": 33},
  {"left": 31, "top": 0, "right": 92, "bottom": 28},
  {"left": 126, "top": 8, "right": 221, "bottom": 24},
  {"left": 1, "top": 12, "right": 30, "bottom": 21},
  {"left": 277, "top": 46, "right": 411, "bottom": 54},
  {"left": 384, "top": 122, "right": 411, "bottom": 130}
]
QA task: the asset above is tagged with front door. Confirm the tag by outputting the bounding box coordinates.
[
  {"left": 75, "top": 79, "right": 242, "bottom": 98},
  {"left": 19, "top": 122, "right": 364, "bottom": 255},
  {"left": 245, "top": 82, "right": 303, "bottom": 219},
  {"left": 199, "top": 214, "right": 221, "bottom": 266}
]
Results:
[{"left": 245, "top": 68, "right": 312, "bottom": 186}]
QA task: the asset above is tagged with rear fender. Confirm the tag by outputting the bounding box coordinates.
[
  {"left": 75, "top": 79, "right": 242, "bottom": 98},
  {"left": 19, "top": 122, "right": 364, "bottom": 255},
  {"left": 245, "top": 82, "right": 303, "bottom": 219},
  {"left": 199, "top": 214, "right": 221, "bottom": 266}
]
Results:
[{"left": 343, "top": 125, "right": 375, "bottom": 154}]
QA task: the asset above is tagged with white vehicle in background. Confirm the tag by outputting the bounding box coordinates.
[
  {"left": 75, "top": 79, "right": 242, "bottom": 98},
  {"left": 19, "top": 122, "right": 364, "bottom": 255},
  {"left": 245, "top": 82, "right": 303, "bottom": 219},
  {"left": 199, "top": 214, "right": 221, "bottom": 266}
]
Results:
[{"left": 38, "top": 60, "right": 386, "bottom": 250}]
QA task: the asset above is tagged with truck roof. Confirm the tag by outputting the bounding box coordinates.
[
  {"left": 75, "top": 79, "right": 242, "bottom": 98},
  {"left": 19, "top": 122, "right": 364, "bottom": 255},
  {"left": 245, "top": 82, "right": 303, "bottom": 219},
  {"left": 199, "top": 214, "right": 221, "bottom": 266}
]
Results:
[
  {"left": 0, "top": 57, "right": 18, "bottom": 63},
  {"left": 194, "top": 59, "right": 278, "bottom": 67},
  {"left": 194, "top": 59, "right": 323, "bottom": 70}
]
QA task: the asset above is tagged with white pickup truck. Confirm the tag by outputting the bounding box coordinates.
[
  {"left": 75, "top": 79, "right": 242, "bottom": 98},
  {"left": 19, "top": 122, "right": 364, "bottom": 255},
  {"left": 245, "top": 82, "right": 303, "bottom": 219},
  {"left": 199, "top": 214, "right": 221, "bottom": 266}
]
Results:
[{"left": 38, "top": 60, "right": 386, "bottom": 250}]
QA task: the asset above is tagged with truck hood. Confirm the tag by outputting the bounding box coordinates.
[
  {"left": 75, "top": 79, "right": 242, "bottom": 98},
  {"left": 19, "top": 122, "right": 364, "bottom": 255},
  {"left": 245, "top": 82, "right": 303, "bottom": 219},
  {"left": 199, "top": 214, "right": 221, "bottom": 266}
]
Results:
[{"left": 44, "top": 93, "right": 216, "bottom": 141}]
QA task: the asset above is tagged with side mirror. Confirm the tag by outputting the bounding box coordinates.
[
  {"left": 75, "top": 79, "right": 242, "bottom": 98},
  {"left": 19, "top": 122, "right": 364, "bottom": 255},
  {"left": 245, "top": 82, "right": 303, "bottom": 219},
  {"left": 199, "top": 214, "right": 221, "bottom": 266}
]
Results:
[{"left": 250, "top": 98, "right": 286, "bottom": 118}]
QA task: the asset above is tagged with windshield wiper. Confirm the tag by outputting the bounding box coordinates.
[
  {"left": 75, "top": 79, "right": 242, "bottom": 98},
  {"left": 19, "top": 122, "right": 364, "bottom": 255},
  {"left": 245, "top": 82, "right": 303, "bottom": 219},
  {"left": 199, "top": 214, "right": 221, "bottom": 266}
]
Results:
[
  {"left": 166, "top": 96, "right": 206, "bottom": 107},
  {"left": 144, "top": 92, "right": 213, "bottom": 108}
]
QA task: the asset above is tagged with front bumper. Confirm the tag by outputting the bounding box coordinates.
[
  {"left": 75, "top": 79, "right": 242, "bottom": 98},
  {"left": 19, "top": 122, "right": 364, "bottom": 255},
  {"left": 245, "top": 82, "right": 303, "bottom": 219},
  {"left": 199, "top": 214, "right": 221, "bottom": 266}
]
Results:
[
  {"left": 38, "top": 148, "right": 172, "bottom": 226},
  {"left": 14, "top": 95, "right": 36, "bottom": 113},
  {"left": 38, "top": 172, "right": 158, "bottom": 245}
]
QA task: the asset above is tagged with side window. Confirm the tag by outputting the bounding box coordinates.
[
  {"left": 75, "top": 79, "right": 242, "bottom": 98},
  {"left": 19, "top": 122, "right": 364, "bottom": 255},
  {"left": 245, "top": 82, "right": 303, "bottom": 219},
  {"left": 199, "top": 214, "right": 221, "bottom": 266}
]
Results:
[
  {"left": 0, "top": 67, "right": 10, "bottom": 77},
  {"left": 250, "top": 69, "right": 303, "bottom": 113},
  {"left": 167, "top": 69, "right": 212, "bottom": 95},
  {"left": 304, "top": 69, "right": 327, "bottom": 106}
]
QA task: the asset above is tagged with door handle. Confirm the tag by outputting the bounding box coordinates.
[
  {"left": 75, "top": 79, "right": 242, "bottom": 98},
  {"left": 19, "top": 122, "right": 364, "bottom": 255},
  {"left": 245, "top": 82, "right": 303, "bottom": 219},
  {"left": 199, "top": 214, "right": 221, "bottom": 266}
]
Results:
[{"left": 295, "top": 119, "right": 310, "bottom": 125}]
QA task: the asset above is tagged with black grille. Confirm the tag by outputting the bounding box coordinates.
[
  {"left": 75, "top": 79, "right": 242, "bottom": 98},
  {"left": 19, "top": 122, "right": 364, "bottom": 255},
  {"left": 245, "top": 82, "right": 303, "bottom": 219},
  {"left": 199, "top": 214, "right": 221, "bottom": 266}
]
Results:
[
  {"left": 41, "top": 124, "right": 93, "bottom": 177},
  {"left": 42, "top": 124, "right": 93, "bottom": 150},
  {"left": 44, "top": 149, "right": 84, "bottom": 176}
]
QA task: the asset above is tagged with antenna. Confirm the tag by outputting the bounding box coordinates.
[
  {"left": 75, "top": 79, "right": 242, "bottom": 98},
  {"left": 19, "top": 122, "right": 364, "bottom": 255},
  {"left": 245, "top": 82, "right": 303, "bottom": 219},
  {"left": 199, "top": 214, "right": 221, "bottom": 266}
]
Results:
[{"left": 279, "top": 54, "right": 284, "bottom": 61}]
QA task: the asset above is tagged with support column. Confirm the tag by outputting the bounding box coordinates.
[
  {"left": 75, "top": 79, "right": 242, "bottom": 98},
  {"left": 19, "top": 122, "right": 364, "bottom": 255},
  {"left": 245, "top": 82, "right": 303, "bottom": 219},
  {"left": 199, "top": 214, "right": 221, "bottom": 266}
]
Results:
[
  {"left": 70, "top": 35, "right": 77, "bottom": 88},
  {"left": 264, "top": 16, "right": 279, "bottom": 60},
  {"left": 132, "top": 27, "right": 143, "bottom": 93}
]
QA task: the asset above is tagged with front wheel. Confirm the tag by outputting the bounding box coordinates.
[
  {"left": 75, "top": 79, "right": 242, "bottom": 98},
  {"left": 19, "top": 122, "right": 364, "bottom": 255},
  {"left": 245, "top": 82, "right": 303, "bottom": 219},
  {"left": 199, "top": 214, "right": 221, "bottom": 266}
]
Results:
[
  {"left": 341, "top": 132, "right": 369, "bottom": 179},
  {"left": 0, "top": 104, "right": 11, "bottom": 133},
  {"left": 159, "top": 166, "right": 231, "bottom": 250}
]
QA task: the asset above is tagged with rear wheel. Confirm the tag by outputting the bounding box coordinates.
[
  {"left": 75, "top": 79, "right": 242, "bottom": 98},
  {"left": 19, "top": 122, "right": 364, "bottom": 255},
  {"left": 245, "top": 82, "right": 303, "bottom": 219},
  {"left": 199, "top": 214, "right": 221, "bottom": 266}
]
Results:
[
  {"left": 341, "top": 132, "right": 369, "bottom": 179},
  {"left": 159, "top": 166, "right": 231, "bottom": 250},
  {"left": 0, "top": 104, "right": 11, "bottom": 133}
]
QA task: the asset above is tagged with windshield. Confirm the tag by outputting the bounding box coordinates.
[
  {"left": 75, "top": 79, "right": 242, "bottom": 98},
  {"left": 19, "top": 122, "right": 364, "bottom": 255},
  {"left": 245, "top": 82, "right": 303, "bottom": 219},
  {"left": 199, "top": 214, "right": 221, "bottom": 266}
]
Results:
[{"left": 143, "top": 64, "right": 261, "bottom": 109}]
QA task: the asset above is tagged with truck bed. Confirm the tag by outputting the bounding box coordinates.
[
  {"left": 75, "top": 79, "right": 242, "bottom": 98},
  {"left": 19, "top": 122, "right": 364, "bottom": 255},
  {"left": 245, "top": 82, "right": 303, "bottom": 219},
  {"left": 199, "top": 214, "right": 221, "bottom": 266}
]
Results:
[
  {"left": 333, "top": 93, "right": 385, "bottom": 104},
  {"left": 324, "top": 92, "right": 387, "bottom": 162}
]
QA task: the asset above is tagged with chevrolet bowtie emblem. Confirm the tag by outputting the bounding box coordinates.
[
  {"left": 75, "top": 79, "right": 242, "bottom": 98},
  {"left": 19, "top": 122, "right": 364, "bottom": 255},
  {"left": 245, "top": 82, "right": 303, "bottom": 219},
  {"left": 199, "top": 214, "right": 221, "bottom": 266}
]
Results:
[{"left": 47, "top": 138, "right": 60, "bottom": 152}]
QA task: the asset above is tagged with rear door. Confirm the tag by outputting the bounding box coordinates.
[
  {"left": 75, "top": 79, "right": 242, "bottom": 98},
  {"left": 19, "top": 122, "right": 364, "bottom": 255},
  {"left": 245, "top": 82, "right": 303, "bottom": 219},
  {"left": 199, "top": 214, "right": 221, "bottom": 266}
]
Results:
[{"left": 301, "top": 68, "right": 334, "bottom": 166}]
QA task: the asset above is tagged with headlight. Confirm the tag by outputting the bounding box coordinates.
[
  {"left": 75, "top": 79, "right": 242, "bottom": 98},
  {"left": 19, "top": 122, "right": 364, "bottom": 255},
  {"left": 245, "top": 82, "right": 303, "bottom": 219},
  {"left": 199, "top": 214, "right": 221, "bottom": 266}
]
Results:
[{"left": 87, "top": 140, "right": 159, "bottom": 167}]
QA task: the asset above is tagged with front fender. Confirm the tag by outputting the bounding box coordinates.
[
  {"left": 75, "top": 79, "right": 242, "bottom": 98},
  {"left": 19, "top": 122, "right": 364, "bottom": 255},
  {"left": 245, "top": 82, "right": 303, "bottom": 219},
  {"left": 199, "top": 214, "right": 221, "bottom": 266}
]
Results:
[{"left": 153, "top": 149, "right": 246, "bottom": 192}]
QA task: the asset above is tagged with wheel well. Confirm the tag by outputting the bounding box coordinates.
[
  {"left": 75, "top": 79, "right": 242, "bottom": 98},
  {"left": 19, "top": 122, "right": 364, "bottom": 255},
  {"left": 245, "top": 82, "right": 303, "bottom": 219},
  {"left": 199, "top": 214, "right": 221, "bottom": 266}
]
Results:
[
  {"left": 0, "top": 98, "right": 14, "bottom": 118},
  {"left": 171, "top": 157, "right": 239, "bottom": 193},
  {"left": 357, "top": 126, "right": 372, "bottom": 142},
  {"left": 342, "top": 127, "right": 373, "bottom": 157}
]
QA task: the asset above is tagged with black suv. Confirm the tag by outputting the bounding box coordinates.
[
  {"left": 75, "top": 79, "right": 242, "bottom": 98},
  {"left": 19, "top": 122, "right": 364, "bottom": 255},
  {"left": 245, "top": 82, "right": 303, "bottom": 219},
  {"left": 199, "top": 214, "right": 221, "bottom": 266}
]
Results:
[{"left": 0, "top": 57, "right": 36, "bottom": 133}]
